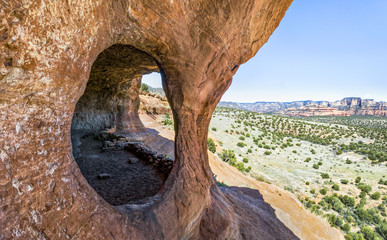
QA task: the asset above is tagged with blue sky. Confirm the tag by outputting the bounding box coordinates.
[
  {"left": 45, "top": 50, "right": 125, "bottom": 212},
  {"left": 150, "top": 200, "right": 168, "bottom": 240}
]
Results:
[{"left": 143, "top": 0, "right": 387, "bottom": 102}]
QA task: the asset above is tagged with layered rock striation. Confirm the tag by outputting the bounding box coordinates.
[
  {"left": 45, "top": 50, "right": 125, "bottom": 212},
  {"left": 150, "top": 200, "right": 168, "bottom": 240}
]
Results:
[
  {"left": 0, "top": 1, "right": 296, "bottom": 239},
  {"left": 220, "top": 97, "right": 387, "bottom": 116},
  {"left": 284, "top": 106, "right": 350, "bottom": 117}
]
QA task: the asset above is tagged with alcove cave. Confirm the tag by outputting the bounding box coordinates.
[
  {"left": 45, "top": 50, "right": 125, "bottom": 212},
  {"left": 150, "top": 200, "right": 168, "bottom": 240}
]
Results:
[
  {"left": 1, "top": 1, "right": 301, "bottom": 238},
  {"left": 70, "top": 44, "right": 172, "bottom": 206}
]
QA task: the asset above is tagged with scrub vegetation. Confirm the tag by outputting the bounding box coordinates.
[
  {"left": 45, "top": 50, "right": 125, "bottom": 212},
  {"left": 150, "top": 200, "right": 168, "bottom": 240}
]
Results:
[{"left": 209, "top": 107, "right": 387, "bottom": 239}]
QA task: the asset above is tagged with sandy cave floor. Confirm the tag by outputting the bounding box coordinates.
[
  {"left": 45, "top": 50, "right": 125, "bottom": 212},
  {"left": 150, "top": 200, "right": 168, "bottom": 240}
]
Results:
[{"left": 72, "top": 130, "right": 165, "bottom": 206}]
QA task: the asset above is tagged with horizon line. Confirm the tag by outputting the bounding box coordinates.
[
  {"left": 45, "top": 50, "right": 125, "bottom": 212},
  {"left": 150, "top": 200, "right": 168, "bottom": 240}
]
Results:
[{"left": 220, "top": 97, "right": 387, "bottom": 104}]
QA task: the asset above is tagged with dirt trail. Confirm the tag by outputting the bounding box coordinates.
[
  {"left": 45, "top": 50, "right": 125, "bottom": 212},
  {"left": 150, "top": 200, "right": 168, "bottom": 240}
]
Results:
[
  {"left": 72, "top": 130, "right": 165, "bottom": 206},
  {"left": 139, "top": 113, "right": 345, "bottom": 240}
]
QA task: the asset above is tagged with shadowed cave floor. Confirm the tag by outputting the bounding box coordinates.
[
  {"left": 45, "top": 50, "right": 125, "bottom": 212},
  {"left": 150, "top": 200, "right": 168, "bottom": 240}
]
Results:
[{"left": 72, "top": 130, "right": 165, "bottom": 206}]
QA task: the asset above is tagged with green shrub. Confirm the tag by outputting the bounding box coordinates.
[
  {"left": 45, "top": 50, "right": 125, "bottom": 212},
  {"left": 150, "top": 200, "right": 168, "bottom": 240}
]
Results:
[
  {"left": 379, "top": 179, "right": 387, "bottom": 185},
  {"left": 346, "top": 159, "right": 352, "bottom": 164},
  {"left": 313, "top": 164, "right": 319, "bottom": 169},
  {"left": 140, "top": 83, "right": 149, "bottom": 92},
  {"left": 211, "top": 127, "right": 217, "bottom": 131},
  {"left": 344, "top": 232, "right": 364, "bottom": 240},
  {"left": 359, "top": 191, "right": 367, "bottom": 199},
  {"left": 326, "top": 213, "right": 343, "bottom": 228},
  {"left": 370, "top": 192, "right": 381, "bottom": 200},
  {"left": 219, "top": 149, "right": 236, "bottom": 166},
  {"left": 321, "top": 173, "right": 330, "bottom": 179},
  {"left": 237, "top": 142, "right": 245, "bottom": 147},
  {"left": 355, "top": 207, "right": 375, "bottom": 223},
  {"left": 310, "top": 189, "right": 316, "bottom": 194},
  {"left": 264, "top": 151, "right": 271, "bottom": 155},
  {"left": 357, "top": 183, "right": 372, "bottom": 193},
  {"left": 242, "top": 157, "right": 249, "bottom": 163},
  {"left": 342, "top": 223, "right": 351, "bottom": 232},
  {"left": 332, "top": 184, "right": 340, "bottom": 191},
  {"left": 207, "top": 138, "right": 216, "bottom": 153},
  {"left": 360, "top": 226, "right": 378, "bottom": 240},
  {"left": 341, "top": 179, "right": 349, "bottom": 184},
  {"left": 247, "top": 149, "right": 252, "bottom": 153},
  {"left": 369, "top": 155, "right": 376, "bottom": 160},
  {"left": 355, "top": 176, "right": 361, "bottom": 184},
  {"left": 239, "top": 136, "right": 245, "bottom": 140},
  {"left": 236, "top": 162, "right": 245, "bottom": 172},
  {"left": 162, "top": 113, "right": 173, "bottom": 126},
  {"left": 376, "top": 222, "right": 387, "bottom": 239},
  {"left": 340, "top": 195, "right": 355, "bottom": 207},
  {"left": 304, "top": 157, "right": 311, "bottom": 162},
  {"left": 320, "top": 188, "right": 327, "bottom": 195}
]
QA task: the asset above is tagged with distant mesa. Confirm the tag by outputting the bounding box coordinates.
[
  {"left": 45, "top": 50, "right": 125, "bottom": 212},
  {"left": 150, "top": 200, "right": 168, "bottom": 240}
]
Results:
[{"left": 218, "top": 97, "right": 387, "bottom": 117}]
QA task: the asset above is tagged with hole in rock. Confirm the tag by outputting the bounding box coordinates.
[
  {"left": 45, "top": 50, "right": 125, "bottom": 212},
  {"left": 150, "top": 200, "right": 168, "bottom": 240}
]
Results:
[{"left": 71, "top": 44, "right": 173, "bottom": 206}]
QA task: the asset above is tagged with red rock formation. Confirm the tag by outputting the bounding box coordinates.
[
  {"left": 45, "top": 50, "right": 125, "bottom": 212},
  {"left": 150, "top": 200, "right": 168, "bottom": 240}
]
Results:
[
  {"left": 139, "top": 92, "right": 171, "bottom": 115},
  {"left": 332, "top": 97, "right": 387, "bottom": 116},
  {"left": 0, "top": 1, "right": 295, "bottom": 239},
  {"left": 284, "top": 106, "right": 350, "bottom": 117},
  {"left": 72, "top": 45, "right": 158, "bottom": 133}
]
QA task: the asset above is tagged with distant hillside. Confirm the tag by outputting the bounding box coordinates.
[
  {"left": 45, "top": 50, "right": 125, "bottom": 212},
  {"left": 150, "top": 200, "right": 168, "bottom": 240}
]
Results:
[
  {"left": 218, "top": 97, "right": 387, "bottom": 117},
  {"left": 148, "top": 86, "right": 165, "bottom": 97}
]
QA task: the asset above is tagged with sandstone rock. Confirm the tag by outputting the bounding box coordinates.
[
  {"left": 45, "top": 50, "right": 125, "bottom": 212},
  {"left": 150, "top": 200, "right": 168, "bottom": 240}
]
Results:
[{"left": 0, "top": 1, "right": 296, "bottom": 239}]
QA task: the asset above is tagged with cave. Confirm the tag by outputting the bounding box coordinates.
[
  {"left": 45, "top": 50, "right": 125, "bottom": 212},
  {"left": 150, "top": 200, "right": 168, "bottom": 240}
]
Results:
[
  {"left": 1, "top": 1, "right": 298, "bottom": 239},
  {"left": 70, "top": 44, "right": 170, "bottom": 206}
]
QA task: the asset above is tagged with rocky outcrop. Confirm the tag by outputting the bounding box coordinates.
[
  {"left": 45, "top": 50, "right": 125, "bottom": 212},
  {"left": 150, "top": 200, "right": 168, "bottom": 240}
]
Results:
[
  {"left": 284, "top": 106, "right": 350, "bottom": 117},
  {"left": 333, "top": 97, "right": 387, "bottom": 116},
  {"left": 139, "top": 91, "right": 171, "bottom": 115},
  {"left": 220, "top": 97, "right": 387, "bottom": 116},
  {"left": 0, "top": 1, "right": 295, "bottom": 239}
]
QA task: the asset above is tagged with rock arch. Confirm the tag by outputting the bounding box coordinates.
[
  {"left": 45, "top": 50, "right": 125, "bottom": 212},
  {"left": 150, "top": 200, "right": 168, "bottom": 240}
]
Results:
[
  {"left": 71, "top": 44, "right": 159, "bottom": 133},
  {"left": 0, "top": 0, "right": 296, "bottom": 239}
]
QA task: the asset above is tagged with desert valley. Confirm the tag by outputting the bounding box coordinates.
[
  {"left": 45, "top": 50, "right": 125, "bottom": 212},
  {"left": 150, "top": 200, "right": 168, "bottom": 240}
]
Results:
[{"left": 139, "top": 86, "right": 387, "bottom": 240}]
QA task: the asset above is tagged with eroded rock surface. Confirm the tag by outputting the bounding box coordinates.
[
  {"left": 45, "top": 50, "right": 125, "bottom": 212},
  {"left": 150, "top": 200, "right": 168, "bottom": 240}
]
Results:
[
  {"left": 72, "top": 44, "right": 158, "bottom": 132},
  {"left": 0, "top": 0, "right": 295, "bottom": 239}
]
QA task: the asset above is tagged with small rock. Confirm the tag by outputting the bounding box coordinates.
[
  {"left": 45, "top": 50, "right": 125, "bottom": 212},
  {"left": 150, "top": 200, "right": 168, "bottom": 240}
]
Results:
[
  {"left": 128, "top": 158, "right": 139, "bottom": 164},
  {"left": 97, "top": 173, "right": 111, "bottom": 180}
]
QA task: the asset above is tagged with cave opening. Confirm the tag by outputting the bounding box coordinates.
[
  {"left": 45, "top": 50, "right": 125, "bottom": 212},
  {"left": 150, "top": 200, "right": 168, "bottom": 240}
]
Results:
[{"left": 70, "top": 44, "right": 172, "bottom": 206}]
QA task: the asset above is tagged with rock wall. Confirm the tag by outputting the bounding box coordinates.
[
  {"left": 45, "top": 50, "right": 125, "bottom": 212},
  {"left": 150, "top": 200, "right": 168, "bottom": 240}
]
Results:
[
  {"left": 0, "top": 1, "right": 295, "bottom": 239},
  {"left": 333, "top": 97, "right": 387, "bottom": 116},
  {"left": 71, "top": 44, "right": 159, "bottom": 132}
]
